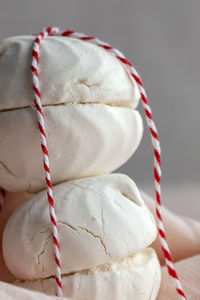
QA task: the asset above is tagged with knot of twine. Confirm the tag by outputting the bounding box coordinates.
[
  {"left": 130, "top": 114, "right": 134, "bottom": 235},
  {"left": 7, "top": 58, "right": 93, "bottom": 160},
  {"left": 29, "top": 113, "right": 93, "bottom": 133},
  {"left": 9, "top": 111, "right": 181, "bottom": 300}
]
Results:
[{"left": 0, "top": 26, "right": 187, "bottom": 299}]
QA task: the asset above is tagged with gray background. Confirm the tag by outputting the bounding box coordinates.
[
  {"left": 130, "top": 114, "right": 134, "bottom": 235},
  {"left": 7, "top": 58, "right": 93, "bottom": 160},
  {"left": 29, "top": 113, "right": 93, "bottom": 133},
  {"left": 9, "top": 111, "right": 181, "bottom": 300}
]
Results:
[{"left": 0, "top": 0, "right": 199, "bottom": 218}]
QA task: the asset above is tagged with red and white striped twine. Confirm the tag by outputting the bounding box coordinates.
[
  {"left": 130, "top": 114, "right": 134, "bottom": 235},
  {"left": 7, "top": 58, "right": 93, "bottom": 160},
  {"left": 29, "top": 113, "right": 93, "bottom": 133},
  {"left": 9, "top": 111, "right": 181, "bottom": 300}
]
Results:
[
  {"left": 0, "top": 26, "right": 186, "bottom": 299},
  {"left": 31, "top": 27, "right": 63, "bottom": 297},
  {"left": 59, "top": 28, "right": 187, "bottom": 299}
]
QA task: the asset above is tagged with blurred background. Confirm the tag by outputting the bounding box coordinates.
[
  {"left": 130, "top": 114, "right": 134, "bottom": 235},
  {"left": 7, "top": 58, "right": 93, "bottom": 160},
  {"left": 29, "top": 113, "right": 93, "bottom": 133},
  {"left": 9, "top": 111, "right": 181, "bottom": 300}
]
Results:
[{"left": 0, "top": 0, "right": 199, "bottom": 219}]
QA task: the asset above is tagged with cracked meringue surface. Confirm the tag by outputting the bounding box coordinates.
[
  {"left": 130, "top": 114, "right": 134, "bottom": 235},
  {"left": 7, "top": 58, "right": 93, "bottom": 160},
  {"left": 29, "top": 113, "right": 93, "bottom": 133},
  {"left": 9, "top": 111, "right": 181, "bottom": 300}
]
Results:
[
  {"left": 0, "top": 36, "right": 143, "bottom": 193},
  {"left": 2, "top": 174, "right": 161, "bottom": 300},
  {"left": 0, "top": 35, "right": 161, "bottom": 300}
]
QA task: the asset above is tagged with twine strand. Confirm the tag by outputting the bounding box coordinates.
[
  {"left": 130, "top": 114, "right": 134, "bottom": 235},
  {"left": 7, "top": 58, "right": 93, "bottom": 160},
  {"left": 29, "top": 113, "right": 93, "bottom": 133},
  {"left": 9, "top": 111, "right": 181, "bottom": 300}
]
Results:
[
  {"left": 60, "top": 27, "right": 186, "bottom": 299},
  {"left": 31, "top": 27, "right": 63, "bottom": 297}
]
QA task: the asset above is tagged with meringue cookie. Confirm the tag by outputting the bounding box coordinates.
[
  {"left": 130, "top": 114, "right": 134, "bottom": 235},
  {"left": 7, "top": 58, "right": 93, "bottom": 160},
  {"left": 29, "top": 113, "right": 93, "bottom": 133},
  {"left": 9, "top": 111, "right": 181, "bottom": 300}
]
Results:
[
  {"left": 0, "top": 104, "right": 143, "bottom": 192},
  {"left": 0, "top": 35, "right": 143, "bottom": 192},
  {"left": 3, "top": 174, "right": 157, "bottom": 281},
  {"left": 15, "top": 248, "right": 161, "bottom": 300},
  {"left": 0, "top": 36, "right": 140, "bottom": 110}
]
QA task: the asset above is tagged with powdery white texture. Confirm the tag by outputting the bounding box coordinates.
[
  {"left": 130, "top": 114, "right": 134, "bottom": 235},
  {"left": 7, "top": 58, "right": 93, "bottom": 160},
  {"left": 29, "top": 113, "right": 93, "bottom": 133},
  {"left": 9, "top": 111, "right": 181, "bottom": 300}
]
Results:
[
  {"left": 0, "top": 104, "right": 143, "bottom": 192},
  {"left": 15, "top": 248, "right": 161, "bottom": 300},
  {"left": 3, "top": 174, "right": 157, "bottom": 280},
  {"left": 0, "top": 36, "right": 140, "bottom": 111}
]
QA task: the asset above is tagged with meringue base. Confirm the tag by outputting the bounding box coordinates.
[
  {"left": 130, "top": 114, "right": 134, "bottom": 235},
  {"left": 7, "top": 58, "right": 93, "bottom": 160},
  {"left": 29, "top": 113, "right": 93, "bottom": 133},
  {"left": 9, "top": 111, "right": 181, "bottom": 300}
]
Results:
[
  {"left": 0, "top": 104, "right": 143, "bottom": 193},
  {"left": 15, "top": 247, "right": 161, "bottom": 300}
]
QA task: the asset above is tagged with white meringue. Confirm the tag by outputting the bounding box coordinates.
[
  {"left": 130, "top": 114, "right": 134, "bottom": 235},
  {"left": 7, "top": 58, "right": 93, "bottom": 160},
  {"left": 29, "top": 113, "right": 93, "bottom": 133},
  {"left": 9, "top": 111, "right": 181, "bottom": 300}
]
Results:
[
  {"left": 3, "top": 174, "right": 157, "bottom": 281},
  {"left": 0, "top": 104, "right": 143, "bottom": 192},
  {"left": 0, "top": 36, "right": 143, "bottom": 192},
  {"left": 15, "top": 248, "right": 161, "bottom": 300}
]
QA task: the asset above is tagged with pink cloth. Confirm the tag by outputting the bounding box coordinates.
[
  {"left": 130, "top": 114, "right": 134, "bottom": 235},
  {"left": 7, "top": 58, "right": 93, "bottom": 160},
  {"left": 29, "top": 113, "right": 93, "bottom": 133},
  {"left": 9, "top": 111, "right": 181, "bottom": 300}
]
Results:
[
  {"left": 159, "top": 255, "right": 200, "bottom": 299},
  {"left": 143, "top": 191, "right": 200, "bottom": 299},
  {"left": 0, "top": 191, "right": 200, "bottom": 299}
]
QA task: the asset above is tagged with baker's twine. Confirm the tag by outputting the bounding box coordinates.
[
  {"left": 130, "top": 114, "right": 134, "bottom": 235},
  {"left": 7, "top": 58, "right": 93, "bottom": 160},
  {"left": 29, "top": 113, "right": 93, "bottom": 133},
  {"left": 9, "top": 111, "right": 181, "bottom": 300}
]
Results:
[
  {"left": 31, "top": 26, "right": 63, "bottom": 297},
  {"left": 0, "top": 26, "right": 186, "bottom": 299}
]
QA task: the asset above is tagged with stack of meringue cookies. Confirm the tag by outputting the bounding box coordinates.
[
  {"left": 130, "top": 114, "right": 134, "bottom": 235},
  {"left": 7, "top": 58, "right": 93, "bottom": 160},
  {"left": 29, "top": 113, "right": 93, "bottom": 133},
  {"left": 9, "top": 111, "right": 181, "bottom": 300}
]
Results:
[{"left": 0, "top": 35, "right": 161, "bottom": 299}]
